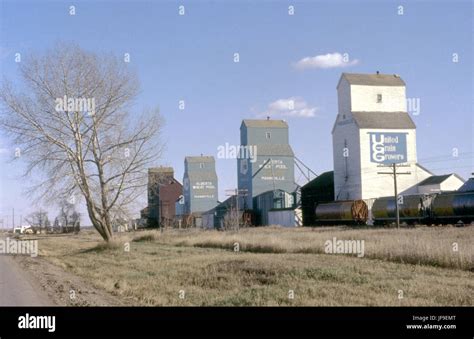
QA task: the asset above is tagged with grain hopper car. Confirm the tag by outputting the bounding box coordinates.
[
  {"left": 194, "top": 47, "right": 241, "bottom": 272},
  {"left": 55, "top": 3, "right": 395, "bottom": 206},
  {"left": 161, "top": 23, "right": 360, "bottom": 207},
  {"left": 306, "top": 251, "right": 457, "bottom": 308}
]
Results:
[
  {"left": 371, "top": 194, "right": 433, "bottom": 225},
  {"left": 372, "top": 191, "right": 474, "bottom": 225}
]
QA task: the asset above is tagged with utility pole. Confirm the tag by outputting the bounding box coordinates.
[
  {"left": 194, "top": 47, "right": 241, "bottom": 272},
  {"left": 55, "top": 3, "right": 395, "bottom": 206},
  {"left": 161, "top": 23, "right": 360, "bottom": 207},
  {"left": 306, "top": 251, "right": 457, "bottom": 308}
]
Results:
[
  {"left": 377, "top": 163, "right": 411, "bottom": 229},
  {"left": 12, "top": 208, "right": 15, "bottom": 231}
]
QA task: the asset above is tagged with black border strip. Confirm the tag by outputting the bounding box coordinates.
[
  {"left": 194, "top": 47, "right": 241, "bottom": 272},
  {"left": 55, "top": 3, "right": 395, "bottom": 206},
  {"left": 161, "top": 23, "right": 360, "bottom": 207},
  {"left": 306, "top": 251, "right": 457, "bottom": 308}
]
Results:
[{"left": 0, "top": 306, "right": 472, "bottom": 338}]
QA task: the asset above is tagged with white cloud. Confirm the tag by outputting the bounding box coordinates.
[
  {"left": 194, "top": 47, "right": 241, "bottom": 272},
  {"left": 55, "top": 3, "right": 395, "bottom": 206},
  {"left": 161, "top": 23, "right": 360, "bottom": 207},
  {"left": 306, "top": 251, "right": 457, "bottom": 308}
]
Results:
[
  {"left": 258, "top": 97, "right": 317, "bottom": 118},
  {"left": 293, "top": 52, "right": 358, "bottom": 70}
]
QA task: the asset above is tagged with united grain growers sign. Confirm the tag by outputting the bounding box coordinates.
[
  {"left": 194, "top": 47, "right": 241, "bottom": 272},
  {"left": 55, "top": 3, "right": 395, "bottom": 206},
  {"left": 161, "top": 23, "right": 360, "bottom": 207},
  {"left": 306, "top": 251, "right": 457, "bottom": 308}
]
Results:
[{"left": 369, "top": 132, "right": 408, "bottom": 164}]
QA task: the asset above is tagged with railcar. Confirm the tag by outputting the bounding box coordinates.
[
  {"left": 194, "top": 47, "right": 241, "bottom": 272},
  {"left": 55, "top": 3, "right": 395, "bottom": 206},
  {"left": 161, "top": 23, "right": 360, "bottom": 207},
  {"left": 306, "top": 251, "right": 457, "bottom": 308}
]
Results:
[
  {"left": 430, "top": 191, "right": 474, "bottom": 225},
  {"left": 314, "top": 200, "right": 368, "bottom": 225},
  {"left": 372, "top": 194, "right": 433, "bottom": 225},
  {"left": 312, "top": 192, "right": 474, "bottom": 226}
]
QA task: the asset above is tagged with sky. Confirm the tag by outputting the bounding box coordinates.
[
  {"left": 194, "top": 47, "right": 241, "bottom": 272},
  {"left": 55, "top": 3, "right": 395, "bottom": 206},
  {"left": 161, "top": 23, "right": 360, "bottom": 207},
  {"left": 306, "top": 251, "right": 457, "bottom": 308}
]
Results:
[{"left": 0, "top": 0, "right": 472, "bottom": 227}]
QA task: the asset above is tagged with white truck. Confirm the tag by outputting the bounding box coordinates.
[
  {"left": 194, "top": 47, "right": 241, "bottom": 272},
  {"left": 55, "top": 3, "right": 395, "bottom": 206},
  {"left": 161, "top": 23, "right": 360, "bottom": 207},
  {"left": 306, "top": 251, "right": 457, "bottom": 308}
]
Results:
[{"left": 13, "top": 225, "right": 33, "bottom": 234}]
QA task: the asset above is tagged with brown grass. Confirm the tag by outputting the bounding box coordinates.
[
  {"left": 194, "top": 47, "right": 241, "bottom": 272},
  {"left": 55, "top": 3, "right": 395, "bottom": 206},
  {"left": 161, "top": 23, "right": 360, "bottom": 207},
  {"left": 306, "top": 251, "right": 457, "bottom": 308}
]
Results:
[
  {"left": 156, "top": 226, "right": 474, "bottom": 271},
  {"left": 22, "top": 225, "right": 474, "bottom": 306}
]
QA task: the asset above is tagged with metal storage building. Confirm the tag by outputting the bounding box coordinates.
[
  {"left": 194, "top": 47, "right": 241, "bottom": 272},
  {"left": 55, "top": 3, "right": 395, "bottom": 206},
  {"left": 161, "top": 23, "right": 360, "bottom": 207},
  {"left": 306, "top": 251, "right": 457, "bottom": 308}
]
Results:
[
  {"left": 238, "top": 119, "right": 296, "bottom": 209},
  {"left": 458, "top": 178, "right": 474, "bottom": 192},
  {"left": 300, "top": 171, "right": 335, "bottom": 226},
  {"left": 253, "top": 189, "right": 295, "bottom": 225},
  {"left": 183, "top": 156, "right": 219, "bottom": 214},
  {"left": 268, "top": 208, "right": 302, "bottom": 227},
  {"left": 201, "top": 196, "right": 239, "bottom": 229}
]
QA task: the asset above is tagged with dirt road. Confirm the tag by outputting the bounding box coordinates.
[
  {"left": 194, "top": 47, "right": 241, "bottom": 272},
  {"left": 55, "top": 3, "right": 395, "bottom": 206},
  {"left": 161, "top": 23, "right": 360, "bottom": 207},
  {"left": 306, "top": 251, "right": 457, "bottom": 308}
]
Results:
[{"left": 0, "top": 255, "right": 54, "bottom": 306}]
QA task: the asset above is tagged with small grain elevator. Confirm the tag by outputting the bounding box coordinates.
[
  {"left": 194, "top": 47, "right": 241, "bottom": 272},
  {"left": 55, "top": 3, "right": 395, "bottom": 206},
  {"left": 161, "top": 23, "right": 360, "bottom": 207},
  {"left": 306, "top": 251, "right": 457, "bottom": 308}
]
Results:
[{"left": 183, "top": 156, "right": 219, "bottom": 214}]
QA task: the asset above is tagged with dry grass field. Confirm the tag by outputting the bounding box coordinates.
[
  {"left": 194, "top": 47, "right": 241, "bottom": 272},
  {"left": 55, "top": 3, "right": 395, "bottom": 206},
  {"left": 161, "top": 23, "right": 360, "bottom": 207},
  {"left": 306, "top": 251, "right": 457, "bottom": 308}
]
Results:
[{"left": 18, "top": 225, "right": 474, "bottom": 306}]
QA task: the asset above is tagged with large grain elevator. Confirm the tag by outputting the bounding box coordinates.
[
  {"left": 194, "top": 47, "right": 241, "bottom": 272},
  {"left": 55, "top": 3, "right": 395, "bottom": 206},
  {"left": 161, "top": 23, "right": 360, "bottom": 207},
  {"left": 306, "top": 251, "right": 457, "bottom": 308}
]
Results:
[
  {"left": 237, "top": 119, "right": 296, "bottom": 209},
  {"left": 332, "top": 72, "right": 432, "bottom": 201}
]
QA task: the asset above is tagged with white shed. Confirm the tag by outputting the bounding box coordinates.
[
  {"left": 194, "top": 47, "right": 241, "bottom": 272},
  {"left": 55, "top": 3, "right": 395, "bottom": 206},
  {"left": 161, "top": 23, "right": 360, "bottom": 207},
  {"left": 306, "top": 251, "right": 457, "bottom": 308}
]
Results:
[{"left": 417, "top": 174, "right": 465, "bottom": 194}]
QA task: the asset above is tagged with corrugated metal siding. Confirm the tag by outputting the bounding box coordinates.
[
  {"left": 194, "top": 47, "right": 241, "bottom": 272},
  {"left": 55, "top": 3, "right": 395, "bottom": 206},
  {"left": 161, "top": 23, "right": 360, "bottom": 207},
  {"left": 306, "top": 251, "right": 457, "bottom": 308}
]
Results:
[
  {"left": 268, "top": 208, "right": 301, "bottom": 227},
  {"left": 458, "top": 178, "right": 474, "bottom": 192},
  {"left": 301, "top": 171, "right": 334, "bottom": 226},
  {"left": 201, "top": 212, "right": 215, "bottom": 228},
  {"left": 253, "top": 190, "right": 295, "bottom": 225}
]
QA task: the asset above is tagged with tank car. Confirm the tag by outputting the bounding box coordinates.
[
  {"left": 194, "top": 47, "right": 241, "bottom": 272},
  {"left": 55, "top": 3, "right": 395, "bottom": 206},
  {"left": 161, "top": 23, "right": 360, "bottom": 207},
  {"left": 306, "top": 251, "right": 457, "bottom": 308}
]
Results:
[
  {"left": 315, "top": 200, "right": 368, "bottom": 225},
  {"left": 430, "top": 191, "right": 474, "bottom": 225}
]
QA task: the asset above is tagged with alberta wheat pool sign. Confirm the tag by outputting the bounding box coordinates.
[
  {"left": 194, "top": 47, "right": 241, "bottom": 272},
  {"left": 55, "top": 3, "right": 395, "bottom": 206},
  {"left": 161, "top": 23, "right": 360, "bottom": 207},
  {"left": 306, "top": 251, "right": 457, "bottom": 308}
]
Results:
[{"left": 369, "top": 132, "right": 408, "bottom": 164}]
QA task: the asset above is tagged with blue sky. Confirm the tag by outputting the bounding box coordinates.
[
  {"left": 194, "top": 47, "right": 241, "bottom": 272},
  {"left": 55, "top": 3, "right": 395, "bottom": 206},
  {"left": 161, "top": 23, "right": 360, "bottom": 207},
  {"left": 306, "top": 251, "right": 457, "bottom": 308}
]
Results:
[{"left": 0, "top": 0, "right": 472, "bottom": 226}]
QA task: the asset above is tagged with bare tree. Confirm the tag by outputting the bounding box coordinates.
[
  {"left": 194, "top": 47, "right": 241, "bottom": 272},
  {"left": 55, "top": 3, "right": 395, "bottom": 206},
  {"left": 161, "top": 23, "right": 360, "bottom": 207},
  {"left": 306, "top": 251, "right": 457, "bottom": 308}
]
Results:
[
  {"left": 25, "top": 210, "right": 50, "bottom": 233},
  {"left": 71, "top": 211, "right": 81, "bottom": 234},
  {"left": 57, "top": 200, "right": 81, "bottom": 233},
  {"left": 53, "top": 216, "right": 61, "bottom": 233},
  {"left": 0, "top": 43, "right": 163, "bottom": 241}
]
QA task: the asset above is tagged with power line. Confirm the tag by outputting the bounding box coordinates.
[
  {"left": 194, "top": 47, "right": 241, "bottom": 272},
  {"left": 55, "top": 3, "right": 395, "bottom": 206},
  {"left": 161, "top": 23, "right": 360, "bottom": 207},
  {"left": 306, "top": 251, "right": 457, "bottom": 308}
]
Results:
[
  {"left": 377, "top": 163, "right": 411, "bottom": 229},
  {"left": 418, "top": 152, "right": 473, "bottom": 162}
]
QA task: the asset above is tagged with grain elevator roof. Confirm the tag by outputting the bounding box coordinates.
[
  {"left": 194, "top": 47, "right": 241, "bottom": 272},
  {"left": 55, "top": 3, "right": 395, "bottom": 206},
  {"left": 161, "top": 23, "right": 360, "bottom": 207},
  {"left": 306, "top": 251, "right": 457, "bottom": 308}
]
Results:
[
  {"left": 242, "top": 119, "right": 288, "bottom": 128},
  {"left": 339, "top": 73, "right": 406, "bottom": 87},
  {"left": 352, "top": 111, "right": 416, "bottom": 129}
]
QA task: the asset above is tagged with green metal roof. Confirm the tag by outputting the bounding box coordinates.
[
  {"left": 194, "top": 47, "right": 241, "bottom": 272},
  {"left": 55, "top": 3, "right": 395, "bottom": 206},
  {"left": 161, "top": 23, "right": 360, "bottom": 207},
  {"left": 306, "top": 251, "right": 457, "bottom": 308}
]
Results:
[
  {"left": 242, "top": 119, "right": 288, "bottom": 128},
  {"left": 185, "top": 156, "right": 215, "bottom": 163},
  {"left": 254, "top": 144, "right": 294, "bottom": 157},
  {"left": 186, "top": 172, "right": 218, "bottom": 181},
  {"left": 148, "top": 167, "right": 174, "bottom": 174}
]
